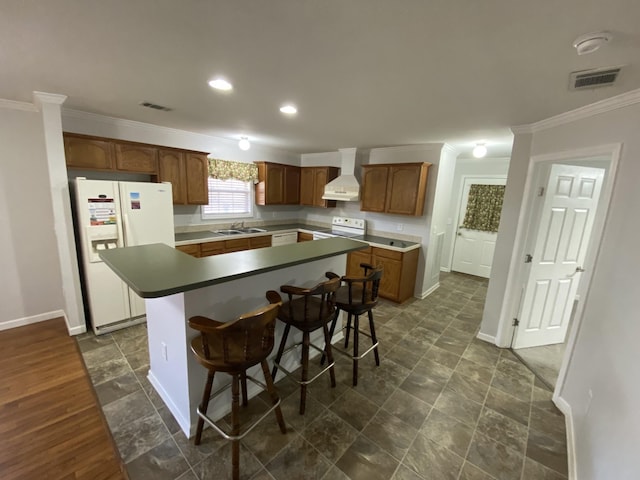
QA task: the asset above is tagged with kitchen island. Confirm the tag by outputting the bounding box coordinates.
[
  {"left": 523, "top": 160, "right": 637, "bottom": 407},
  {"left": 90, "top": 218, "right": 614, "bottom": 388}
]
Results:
[{"left": 100, "top": 238, "right": 366, "bottom": 437}]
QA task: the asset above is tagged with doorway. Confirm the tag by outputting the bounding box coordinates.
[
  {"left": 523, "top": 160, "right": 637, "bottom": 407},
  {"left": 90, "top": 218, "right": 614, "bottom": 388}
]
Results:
[
  {"left": 507, "top": 154, "right": 615, "bottom": 389},
  {"left": 451, "top": 177, "right": 506, "bottom": 278}
]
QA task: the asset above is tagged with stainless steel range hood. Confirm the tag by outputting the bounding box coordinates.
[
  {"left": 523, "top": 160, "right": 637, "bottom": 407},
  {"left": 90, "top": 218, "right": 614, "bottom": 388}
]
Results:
[{"left": 322, "top": 148, "right": 360, "bottom": 201}]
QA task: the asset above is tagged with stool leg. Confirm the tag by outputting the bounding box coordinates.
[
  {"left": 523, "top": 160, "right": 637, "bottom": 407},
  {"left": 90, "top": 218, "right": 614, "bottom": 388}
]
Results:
[
  {"left": 321, "top": 309, "right": 340, "bottom": 365},
  {"left": 353, "top": 315, "right": 359, "bottom": 386},
  {"left": 271, "top": 324, "right": 290, "bottom": 381},
  {"left": 231, "top": 373, "right": 240, "bottom": 480},
  {"left": 299, "top": 331, "right": 310, "bottom": 414},
  {"left": 261, "top": 360, "right": 286, "bottom": 434},
  {"left": 322, "top": 322, "right": 336, "bottom": 388},
  {"left": 195, "top": 370, "right": 215, "bottom": 445},
  {"left": 240, "top": 371, "right": 249, "bottom": 407},
  {"left": 344, "top": 312, "right": 353, "bottom": 348},
  {"left": 368, "top": 309, "right": 380, "bottom": 366}
]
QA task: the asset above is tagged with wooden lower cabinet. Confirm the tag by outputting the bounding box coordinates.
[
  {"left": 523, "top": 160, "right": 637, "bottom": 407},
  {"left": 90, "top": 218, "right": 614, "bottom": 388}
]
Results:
[
  {"left": 346, "top": 246, "right": 420, "bottom": 303},
  {"left": 178, "top": 235, "right": 273, "bottom": 257},
  {"left": 297, "top": 232, "right": 314, "bottom": 242}
]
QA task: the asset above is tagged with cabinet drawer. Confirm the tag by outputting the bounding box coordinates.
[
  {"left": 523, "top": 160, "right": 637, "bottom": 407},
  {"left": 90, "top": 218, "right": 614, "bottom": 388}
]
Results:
[
  {"left": 200, "top": 241, "right": 225, "bottom": 256},
  {"left": 249, "top": 235, "right": 272, "bottom": 249},
  {"left": 176, "top": 244, "right": 200, "bottom": 257},
  {"left": 371, "top": 247, "right": 403, "bottom": 261},
  {"left": 224, "top": 238, "right": 250, "bottom": 252}
]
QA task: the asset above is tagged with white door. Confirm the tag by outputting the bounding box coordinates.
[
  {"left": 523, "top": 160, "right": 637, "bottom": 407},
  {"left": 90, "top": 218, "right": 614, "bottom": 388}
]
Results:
[
  {"left": 451, "top": 178, "right": 505, "bottom": 278},
  {"left": 513, "top": 164, "right": 605, "bottom": 348}
]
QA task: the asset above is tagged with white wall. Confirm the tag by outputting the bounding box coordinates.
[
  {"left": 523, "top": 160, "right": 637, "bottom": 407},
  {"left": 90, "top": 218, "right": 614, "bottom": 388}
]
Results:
[
  {"left": 0, "top": 103, "right": 66, "bottom": 329},
  {"left": 441, "top": 157, "right": 510, "bottom": 271},
  {"left": 482, "top": 94, "right": 640, "bottom": 479}
]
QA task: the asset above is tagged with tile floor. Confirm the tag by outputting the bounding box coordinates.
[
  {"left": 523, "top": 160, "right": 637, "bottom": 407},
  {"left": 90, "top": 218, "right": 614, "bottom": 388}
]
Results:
[
  {"left": 77, "top": 272, "right": 568, "bottom": 480},
  {"left": 513, "top": 343, "right": 566, "bottom": 390}
]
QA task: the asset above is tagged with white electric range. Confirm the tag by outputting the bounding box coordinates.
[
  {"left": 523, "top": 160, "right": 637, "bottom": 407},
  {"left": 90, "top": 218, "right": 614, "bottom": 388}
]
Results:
[{"left": 312, "top": 217, "right": 366, "bottom": 240}]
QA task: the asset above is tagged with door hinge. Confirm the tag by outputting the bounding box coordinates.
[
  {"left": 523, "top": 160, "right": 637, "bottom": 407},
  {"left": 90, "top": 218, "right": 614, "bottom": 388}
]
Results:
[
  {"left": 524, "top": 254, "right": 533, "bottom": 263},
  {"left": 537, "top": 187, "right": 545, "bottom": 197},
  {"left": 513, "top": 318, "right": 520, "bottom": 327}
]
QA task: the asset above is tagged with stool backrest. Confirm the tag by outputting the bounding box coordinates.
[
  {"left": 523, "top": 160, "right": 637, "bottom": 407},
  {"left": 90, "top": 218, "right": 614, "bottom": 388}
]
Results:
[
  {"left": 338, "top": 263, "right": 384, "bottom": 307},
  {"left": 191, "top": 302, "right": 281, "bottom": 365},
  {"left": 275, "top": 275, "right": 341, "bottom": 325}
]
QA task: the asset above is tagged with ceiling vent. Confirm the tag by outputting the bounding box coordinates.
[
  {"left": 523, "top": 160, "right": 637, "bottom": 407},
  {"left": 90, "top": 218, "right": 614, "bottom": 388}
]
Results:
[
  {"left": 139, "top": 101, "right": 172, "bottom": 112},
  {"left": 569, "top": 66, "right": 622, "bottom": 90}
]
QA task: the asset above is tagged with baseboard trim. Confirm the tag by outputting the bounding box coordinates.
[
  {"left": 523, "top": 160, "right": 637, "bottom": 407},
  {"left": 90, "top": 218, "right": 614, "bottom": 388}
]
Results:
[
  {"left": 476, "top": 332, "right": 496, "bottom": 344},
  {"left": 553, "top": 395, "right": 577, "bottom": 480},
  {"left": 440, "top": 267, "right": 451, "bottom": 273},
  {"left": 0, "top": 310, "right": 67, "bottom": 332},
  {"left": 419, "top": 283, "right": 440, "bottom": 299}
]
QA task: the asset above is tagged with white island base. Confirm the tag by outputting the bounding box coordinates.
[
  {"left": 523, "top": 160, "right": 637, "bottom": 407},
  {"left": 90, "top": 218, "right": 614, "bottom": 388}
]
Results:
[{"left": 144, "top": 255, "right": 347, "bottom": 437}]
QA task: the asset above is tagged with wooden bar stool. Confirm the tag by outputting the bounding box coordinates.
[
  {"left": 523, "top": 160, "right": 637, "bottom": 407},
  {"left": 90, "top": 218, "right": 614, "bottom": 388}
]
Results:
[
  {"left": 188, "top": 301, "right": 286, "bottom": 480},
  {"left": 267, "top": 275, "right": 341, "bottom": 414},
  {"left": 326, "top": 263, "right": 383, "bottom": 385}
]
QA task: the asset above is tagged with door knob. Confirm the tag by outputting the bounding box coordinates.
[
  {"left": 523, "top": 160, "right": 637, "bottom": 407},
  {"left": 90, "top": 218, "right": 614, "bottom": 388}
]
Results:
[{"left": 567, "top": 266, "right": 585, "bottom": 278}]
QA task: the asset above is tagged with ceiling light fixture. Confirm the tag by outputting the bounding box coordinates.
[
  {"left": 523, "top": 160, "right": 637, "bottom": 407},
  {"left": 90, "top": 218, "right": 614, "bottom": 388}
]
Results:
[
  {"left": 473, "top": 143, "right": 487, "bottom": 158},
  {"left": 279, "top": 104, "right": 298, "bottom": 115},
  {"left": 573, "top": 31, "right": 612, "bottom": 55},
  {"left": 208, "top": 78, "right": 233, "bottom": 91},
  {"left": 238, "top": 136, "right": 251, "bottom": 151}
]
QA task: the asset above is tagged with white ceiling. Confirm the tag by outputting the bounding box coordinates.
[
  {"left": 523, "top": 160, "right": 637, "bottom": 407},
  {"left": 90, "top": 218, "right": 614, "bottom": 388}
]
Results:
[{"left": 2, "top": 0, "right": 639, "bottom": 157}]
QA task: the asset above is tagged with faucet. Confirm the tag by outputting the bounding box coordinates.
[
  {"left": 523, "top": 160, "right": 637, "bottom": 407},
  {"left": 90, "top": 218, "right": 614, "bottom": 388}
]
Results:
[{"left": 230, "top": 220, "right": 244, "bottom": 230}]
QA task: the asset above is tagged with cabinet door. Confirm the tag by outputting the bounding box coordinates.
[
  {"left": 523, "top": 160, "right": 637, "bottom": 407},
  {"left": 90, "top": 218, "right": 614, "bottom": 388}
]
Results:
[
  {"left": 158, "top": 150, "right": 187, "bottom": 204},
  {"left": 313, "top": 168, "right": 329, "bottom": 207},
  {"left": 372, "top": 252, "right": 402, "bottom": 301},
  {"left": 265, "top": 164, "right": 285, "bottom": 204},
  {"left": 64, "top": 135, "right": 115, "bottom": 170},
  {"left": 361, "top": 166, "right": 389, "bottom": 212},
  {"left": 200, "top": 240, "right": 225, "bottom": 257},
  {"left": 299, "top": 168, "right": 315, "bottom": 205},
  {"left": 224, "top": 238, "right": 250, "bottom": 253},
  {"left": 176, "top": 244, "right": 200, "bottom": 257},
  {"left": 184, "top": 153, "right": 209, "bottom": 205},
  {"left": 284, "top": 166, "right": 301, "bottom": 204},
  {"left": 385, "top": 164, "right": 424, "bottom": 215},
  {"left": 347, "top": 249, "right": 372, "bottom": 277},
  {"left": 297, "top": 232, "right": 314, "bottom": 242},
  {"left": 249, "top": 235, "right": 272, "bottom": 249},
  {"left": 115, "top": 143, "right": 158, "bottom": 173}
]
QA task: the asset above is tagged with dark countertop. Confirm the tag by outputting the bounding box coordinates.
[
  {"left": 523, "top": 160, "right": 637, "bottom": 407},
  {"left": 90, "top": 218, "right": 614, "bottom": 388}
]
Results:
[
  {"left": 100, "top": 238, "right": 366, "bottom": 298},
  {"left": 175, "top": 223, "right": 420, "bottom": 252}
]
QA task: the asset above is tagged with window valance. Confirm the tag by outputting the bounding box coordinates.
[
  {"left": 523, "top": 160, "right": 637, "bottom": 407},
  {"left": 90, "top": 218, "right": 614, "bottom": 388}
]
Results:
[
  {"left": 461, "top": 184, "right": 505, "bottom": 233},
  {"left": 207, "top": 157, "right": 258, "bottom": 183}
]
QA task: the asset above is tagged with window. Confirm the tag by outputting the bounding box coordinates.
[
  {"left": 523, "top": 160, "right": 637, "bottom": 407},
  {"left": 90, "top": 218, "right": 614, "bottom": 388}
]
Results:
[{"left": 201, "top": 178, "right": 253, "bottom": 219}]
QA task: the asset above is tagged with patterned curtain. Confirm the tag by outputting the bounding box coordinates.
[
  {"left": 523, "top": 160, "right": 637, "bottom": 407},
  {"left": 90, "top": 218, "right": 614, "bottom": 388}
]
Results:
[
  {"left": 207, "top": 157, "right": 258, "bottom": 183},
  {"left": 461, "top": 184, "right": 505, "bottom": 233}
]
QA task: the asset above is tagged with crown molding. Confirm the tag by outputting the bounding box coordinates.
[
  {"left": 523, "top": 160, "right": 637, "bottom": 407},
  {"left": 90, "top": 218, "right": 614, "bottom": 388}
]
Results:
[
  {"left": 0, "top": 98, "right": 38, "bottom": 112},
  {"left": 512, "top": 88, "right": 640, "bottom": 134},
  {"left": 370, "top": 143, "right": 445, "bottom": 154},
  {"left": 33, "top": 91, "right": 67, "bottom": 107}
]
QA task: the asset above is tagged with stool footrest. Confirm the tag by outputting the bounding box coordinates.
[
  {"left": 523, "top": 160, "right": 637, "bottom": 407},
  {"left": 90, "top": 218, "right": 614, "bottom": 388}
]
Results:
[
  {"left": 197, "top": 375, "right": 281, "bottom": 442},
  {"left": 332, "top": 326, "right": 379, "bottom": 361},
  {"left": 274, "top": 341, "right": 335, "bottom": 386}
]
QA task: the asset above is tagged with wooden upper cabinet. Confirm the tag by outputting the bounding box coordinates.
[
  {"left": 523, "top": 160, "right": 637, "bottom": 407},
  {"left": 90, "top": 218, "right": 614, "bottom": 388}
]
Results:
[
  {"left": 158, "top": 150, "right": 208, "bottom": 205},
  {"left": 114, "top": 143, "right": 158, "bottom": 173},
  {"left": 184, "top": 153, "right": 209, "bottom": 205},
  {"left": 360, "top": 166, "right": 389, "bottom": 212},
  {"left": 361, "top": 163, "right": 431, "bottom": 216},
  {"left": 158, "top": 150, "right": 187, "bottom": 204},
  {"left": 63, "top": 134, "right": 115, "bottom": 170},
  {"left": 255, "top": 162, "right": 300, "bottom": 205},
  {"left": 299, "top": 166, "right": 339, "bottom": 208}
]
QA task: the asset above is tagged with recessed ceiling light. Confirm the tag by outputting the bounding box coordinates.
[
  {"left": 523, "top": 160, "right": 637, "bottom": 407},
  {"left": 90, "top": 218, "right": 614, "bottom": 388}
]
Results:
[
  {"left": 208, "top": 78, "right": 233, "bottom": 91},
  {"left": 279, "top": 104, "right": 297, "bottom": 115},
  {"left": 238, "top": 136, "right": 251, "bottom": 151},
  {"left": 473, "top": 143, "right": 487, "bottom": 158}
]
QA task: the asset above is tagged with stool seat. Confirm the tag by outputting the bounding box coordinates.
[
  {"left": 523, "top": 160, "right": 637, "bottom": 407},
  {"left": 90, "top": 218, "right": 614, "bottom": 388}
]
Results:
[{"left": 188, "top": 301, "right": 286, "bottom": 480}]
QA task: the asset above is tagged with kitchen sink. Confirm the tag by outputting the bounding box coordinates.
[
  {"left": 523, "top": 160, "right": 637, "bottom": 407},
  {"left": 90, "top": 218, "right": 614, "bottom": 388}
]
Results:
[
  {"left": 213, "top": 229, "right": 243, "bottom": 235},
  {"left": 237, "top": 227, "right": 267, "bottom": 233}
]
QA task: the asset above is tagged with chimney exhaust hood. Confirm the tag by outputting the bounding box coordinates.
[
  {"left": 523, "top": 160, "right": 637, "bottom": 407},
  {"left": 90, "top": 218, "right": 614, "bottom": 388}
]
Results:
[{"left": 321, "top": 147, "right": 360, "bottom": 202}]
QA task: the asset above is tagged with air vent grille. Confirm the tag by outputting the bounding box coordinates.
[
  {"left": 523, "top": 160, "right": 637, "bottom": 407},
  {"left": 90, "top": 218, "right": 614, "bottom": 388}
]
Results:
[
  {"left": 569, "top": 66, "right": 622, "bottom": 90},
  {"left": 139, "top": 101, "right": 172, "bottom": 112}
]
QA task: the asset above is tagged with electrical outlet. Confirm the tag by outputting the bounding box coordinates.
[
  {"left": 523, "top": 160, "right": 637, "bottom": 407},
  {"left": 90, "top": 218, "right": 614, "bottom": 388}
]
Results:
[
  {"left": 396, "top": 223, "right": 403, "bottom": 231},
  {"left": 161, "top": 342, "right": 168, "bottom": 361}
]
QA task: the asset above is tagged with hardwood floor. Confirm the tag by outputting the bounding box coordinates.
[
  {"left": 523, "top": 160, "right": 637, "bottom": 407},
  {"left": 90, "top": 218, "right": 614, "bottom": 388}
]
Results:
[{"left": 0, "top": 318, "right": 128, "bottom": 480}]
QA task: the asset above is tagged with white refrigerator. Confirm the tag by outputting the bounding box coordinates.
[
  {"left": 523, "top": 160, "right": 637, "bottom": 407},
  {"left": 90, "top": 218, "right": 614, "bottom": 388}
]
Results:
[{"left": 75, "top": 178, "right": 175, "bottom": 334}]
